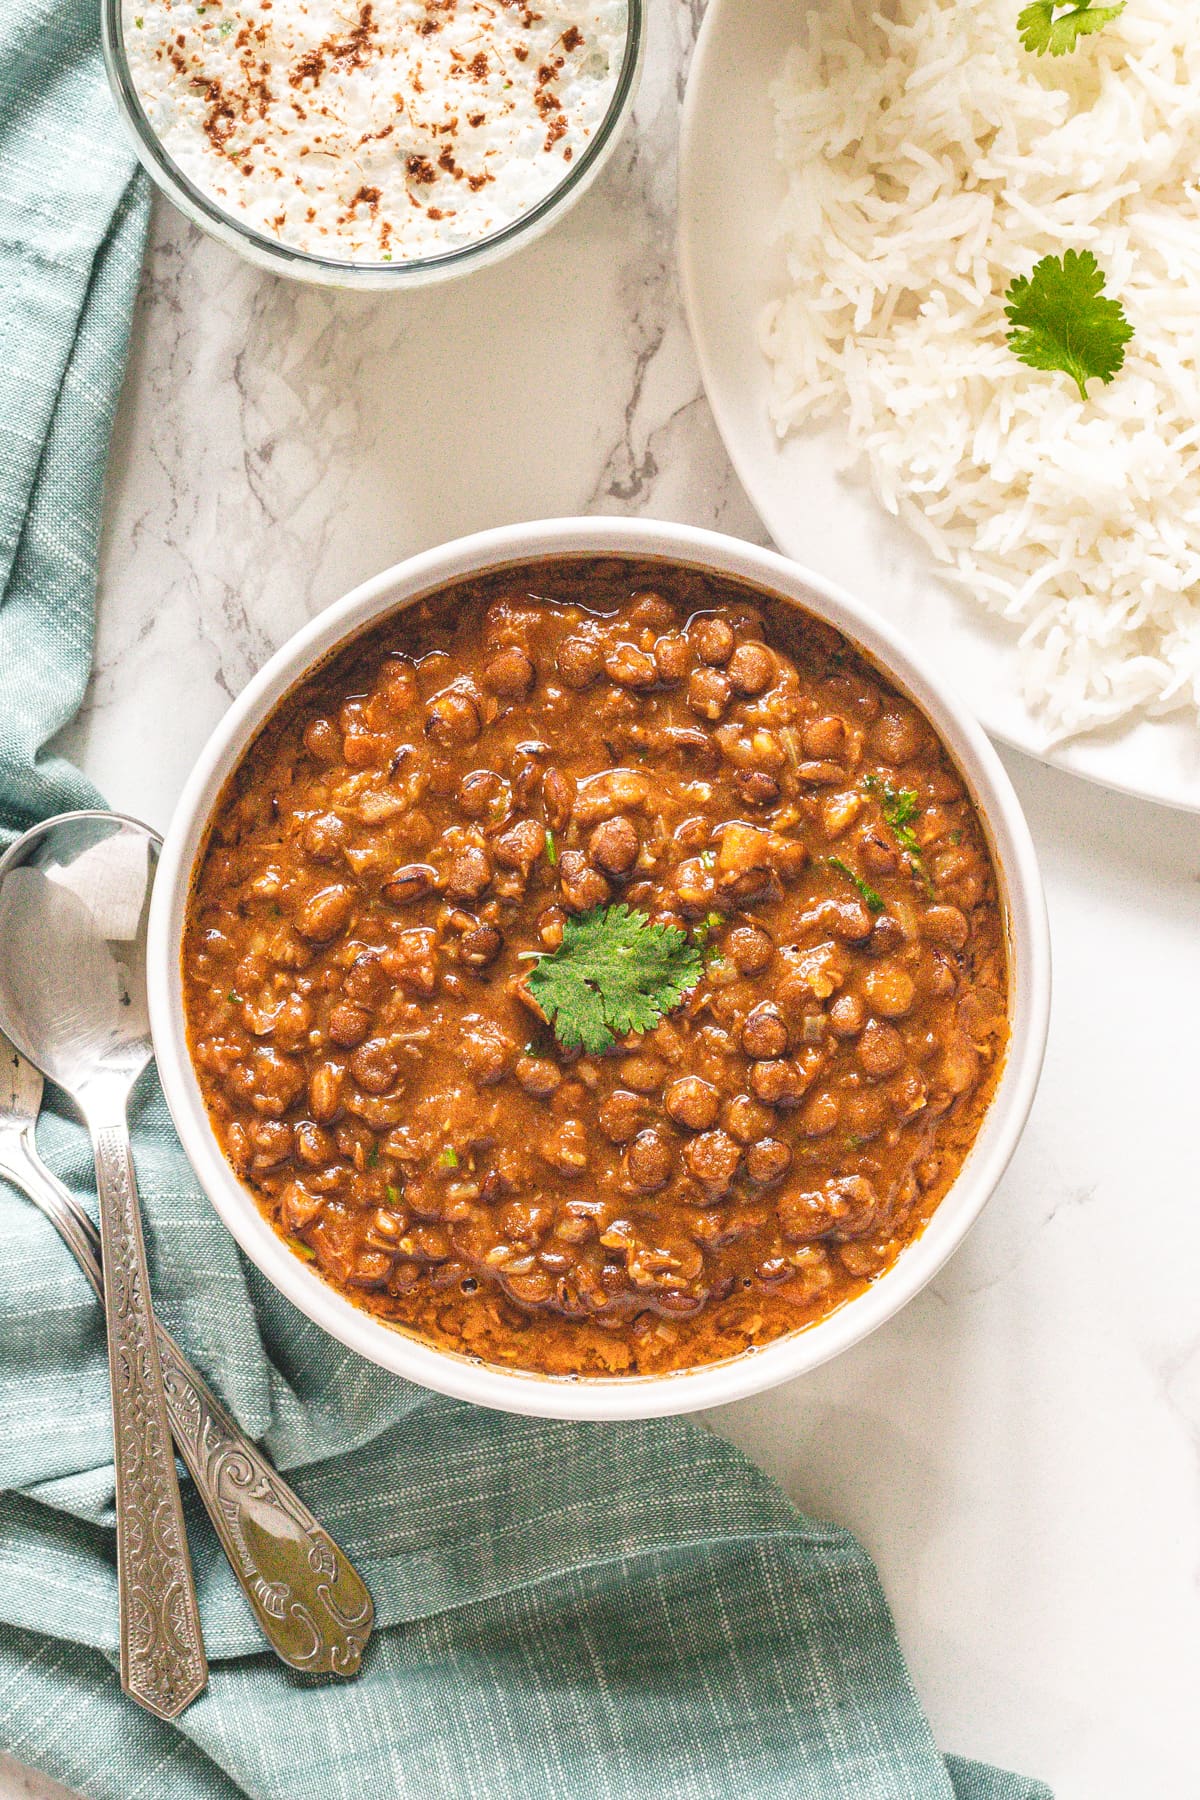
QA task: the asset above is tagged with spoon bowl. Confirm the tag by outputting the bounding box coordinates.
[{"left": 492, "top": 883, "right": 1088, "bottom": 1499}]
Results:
[{"left": 0, "top": 812, "right": 155, "bottom": 1100}]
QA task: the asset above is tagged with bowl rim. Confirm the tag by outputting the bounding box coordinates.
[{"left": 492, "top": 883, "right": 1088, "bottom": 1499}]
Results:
[
  {"left": 147, "top": 516, "right": 1051, "bottom": 1419},
  {"left": 100, "top": 0, "right": 645, "bottom": 289}
]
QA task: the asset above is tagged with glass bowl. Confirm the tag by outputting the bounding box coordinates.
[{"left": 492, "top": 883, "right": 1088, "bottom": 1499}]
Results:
[{"left": 100, "top": 0, "right": 645, "bottom": 288}]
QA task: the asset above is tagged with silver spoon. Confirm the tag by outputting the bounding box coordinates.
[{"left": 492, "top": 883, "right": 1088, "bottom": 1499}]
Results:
[
  {"left": 0, "top": 812, "right": 206, "bottom": 1719},
  {"left": 0, "top": 1025, "right": 375, "bottom": 1677}
]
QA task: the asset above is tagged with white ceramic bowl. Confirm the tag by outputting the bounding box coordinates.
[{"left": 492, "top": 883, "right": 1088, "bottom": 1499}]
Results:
[{"left": 148, "top": 517, "right": 1051, "bottom": 1419}]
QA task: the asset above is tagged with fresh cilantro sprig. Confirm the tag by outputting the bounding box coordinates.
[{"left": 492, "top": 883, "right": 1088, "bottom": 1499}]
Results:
[
  {"left": 1004, "top": 251, "right": 1133, "bottom": 402},
  {"left": 827, "top": 857, "right": 884, "bottom": 915},
  {"left": 526, "top": 903, "right": 704, "bottom": 1055},
  {"left": 864, "top": 774, "right": 933, "bottom": 895},
  {"left": 1017, "top": 0, "right": 1124, "bottom": 58}
]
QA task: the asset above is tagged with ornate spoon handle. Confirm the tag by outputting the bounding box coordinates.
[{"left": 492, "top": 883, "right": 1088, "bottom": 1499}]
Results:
[
  {"left": 156, "top": 1330, "right": 375, "bottom": 1673},
  {"left": 91, "top": 1118, "right": 208, "bottom": 1719},
  {"left": 0, "top": 1119, "right": 373, "bottom": 1675}
]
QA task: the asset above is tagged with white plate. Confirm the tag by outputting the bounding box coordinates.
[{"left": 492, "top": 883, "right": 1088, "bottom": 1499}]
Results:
[{"left": 678, "top": 0, "right": 1200, "bottom": 814}]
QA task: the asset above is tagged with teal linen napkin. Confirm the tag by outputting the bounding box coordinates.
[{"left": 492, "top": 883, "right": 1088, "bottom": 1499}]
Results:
[{"left": 0, "top": 4, "right": 1052, "bottom": 1796}]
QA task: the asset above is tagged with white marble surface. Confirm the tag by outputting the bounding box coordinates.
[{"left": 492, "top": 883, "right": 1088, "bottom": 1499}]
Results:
[{"left": 10, "top": 2, "right": 1199, "bottom": 1796}]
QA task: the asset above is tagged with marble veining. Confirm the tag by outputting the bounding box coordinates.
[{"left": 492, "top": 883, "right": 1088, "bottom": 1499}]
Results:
[{"left": 16, "top": 4, "right": 1200, "bottom": 1799}]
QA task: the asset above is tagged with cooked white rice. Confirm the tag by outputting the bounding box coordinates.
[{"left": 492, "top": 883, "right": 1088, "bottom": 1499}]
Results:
[{"left": 760, "top": 0, "right": 1200, "bottom": 738}]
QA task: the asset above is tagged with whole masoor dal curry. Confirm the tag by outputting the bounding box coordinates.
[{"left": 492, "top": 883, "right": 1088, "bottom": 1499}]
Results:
[{"left": 183, "top": 558, "right": 1008, "bottom": 1377}]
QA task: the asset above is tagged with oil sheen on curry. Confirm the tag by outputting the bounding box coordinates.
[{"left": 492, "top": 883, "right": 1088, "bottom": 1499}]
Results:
[{"left": 183, "top": 559, "right": 1008, "bottom": 1377}]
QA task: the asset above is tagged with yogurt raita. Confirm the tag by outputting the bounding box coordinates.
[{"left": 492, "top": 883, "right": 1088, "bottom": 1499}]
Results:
[{"left": 124, "top": 0, "right": 630, "bottom": 263}]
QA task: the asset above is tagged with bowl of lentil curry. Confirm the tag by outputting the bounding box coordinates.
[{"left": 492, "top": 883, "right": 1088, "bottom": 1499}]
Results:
[{"left": 149, "top": 519, "right": 1049, "bottom": 1419}]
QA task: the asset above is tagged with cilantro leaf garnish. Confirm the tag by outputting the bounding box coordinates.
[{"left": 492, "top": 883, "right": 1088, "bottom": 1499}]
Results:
[
  {"left": 828, "top": 857, "right": 884, "bottom": 915},
  {"left": 527, "top": 903, "right": 704, "bottom": 1055},
  {"left": 692, "top": 910, "right": 726, "bottom": 965},
  {"left": 865, "top": 774, "right": 919, "bottom": 847},
  {"left": 865, "top": 775, "right": 933, "bottom": 895},
  {"left": 1017, "top": 0, "right": 1124, "bottom": 57},
  {"left": 1004, "top": 250, "right": 1133, "bottom": 402}
]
